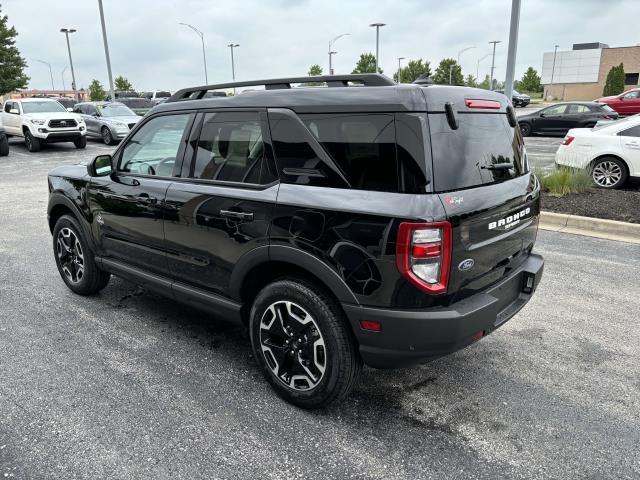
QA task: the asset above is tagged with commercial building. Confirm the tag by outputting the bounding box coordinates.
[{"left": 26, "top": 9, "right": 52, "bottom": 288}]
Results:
[{"left": 541, "top": 42, "right": 640, "bottom": 101}]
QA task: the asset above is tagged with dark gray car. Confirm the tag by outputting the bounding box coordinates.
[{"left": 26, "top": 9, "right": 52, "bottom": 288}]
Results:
[{"left": 73, "top": 102, "right": 141, "bottom": 145}]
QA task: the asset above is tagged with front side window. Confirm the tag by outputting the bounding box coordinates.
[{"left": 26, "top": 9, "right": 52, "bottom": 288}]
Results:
[
  {"left": 542, "top": 105, "right": 567, "bottom": 116},
  {"left": 21, "top": 101, "right": 67, "bottom": 114},
  {"left": 119, "top": 114, "right": 190, "bottom": 176},
  {"left": 4, "top": 102, "right": 13, "bottom": 113},
  {"left": 623, "top": 90, "right": 640, "bottom": 99},
  {"left": 190, "top": 111, "right": 275, "bottom": 184}
]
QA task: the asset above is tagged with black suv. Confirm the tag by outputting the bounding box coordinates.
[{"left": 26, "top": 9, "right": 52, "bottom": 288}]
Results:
[{"left": 47, "top": 74, "right": 544, "bottom": 408}]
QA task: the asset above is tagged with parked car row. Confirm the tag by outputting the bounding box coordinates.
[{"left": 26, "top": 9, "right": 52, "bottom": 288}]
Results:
[{"left": 518, "top": 102, "right": 618, "bottom": 137}]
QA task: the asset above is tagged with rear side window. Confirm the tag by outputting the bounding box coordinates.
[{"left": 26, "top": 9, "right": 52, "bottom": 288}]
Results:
[
  {"left": 567, "top": 104, "right": 589, "bottom": 114},
  {"left": 429, "top": 113, "right": 526, "bottom": 192},
  {"left": 618, "top": 125, "right": 640, "bottom": 137}
]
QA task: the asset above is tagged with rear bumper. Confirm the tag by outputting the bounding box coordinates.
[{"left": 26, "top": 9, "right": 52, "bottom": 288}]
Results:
[{"left": 342, "top": 253, "right": 544, "bottom": 369}]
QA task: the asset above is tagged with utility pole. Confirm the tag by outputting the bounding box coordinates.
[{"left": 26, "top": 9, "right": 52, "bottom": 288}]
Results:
[
  {"left": 228, "top": 43, "right": 239, "bottom": 81},
  {"left": 328, "top": 33, "right": 350, "bottom": 75},
  {"left": 61, "top": 66, "right": 68, "bottom": 92},
  {"left": 549, "top": 44, "right": 560, "bottom": 98},
  {"left": 503, "top": 0, "right": 521, "bottom": 102},
  {"left": 180, "top": 23, "right": 208, "bottom": 84},
  {"left": 489, "top": 40, "right": 502, "bottom": 90},
  {"left": 97, "top": 0, "right": 115, "bottom": 100},
  {"left": 449, "top": 64, "right": 454, "bottom": 85},
  {"left": 397, "top": 57, "right": 405, "bottom": 83},
  {"left": 369, "top": 23, "right": 386, "bottom": 72},
  {"left": 34, "top": 59, "right": 55, "bottom": 91},
  {"left": 60, "top": 28, "right": 78, "bottom": 101}
]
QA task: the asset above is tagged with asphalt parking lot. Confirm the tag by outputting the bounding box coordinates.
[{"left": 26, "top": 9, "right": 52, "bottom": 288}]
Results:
[{"left": 1, "top": 139, "right": 639, "bottom": 479}]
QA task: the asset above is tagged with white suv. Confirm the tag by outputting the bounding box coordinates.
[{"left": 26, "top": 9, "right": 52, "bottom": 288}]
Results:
[{"left": 1, "top": 98, "right": 87, "bottom": 152}]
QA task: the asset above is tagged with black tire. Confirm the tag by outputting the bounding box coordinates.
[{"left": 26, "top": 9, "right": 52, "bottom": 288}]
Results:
[
  {"left": 0, "top": 135, "right": 9, "bottom": 156},
  {"left": 24, "top": 130, "right": 41, "bottom": 152},
  {"left": 52, "top": 214, "right": 110, "bottom": 295},
  {"left": 74, "top": 135, "right": 87, "bottom": 149},
  {"left": 101, "top": 127, "right": 114, "bottom": 145},
  {"left": 519, "top": 122, "right": 532, "bottom": 137},
  {"left": 249, "top": 279, "right": 362, "bottom": 409},
  {"left": 590, "top": 157, "right": 628, "bottom": 189}
]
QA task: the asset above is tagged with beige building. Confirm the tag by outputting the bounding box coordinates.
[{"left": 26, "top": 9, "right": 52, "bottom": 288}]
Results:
[{"left": 541, "top": 42, "right": 640, "bottom": 101}]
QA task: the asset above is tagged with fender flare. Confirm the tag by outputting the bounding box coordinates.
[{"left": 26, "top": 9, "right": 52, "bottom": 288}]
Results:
[{"left": 47, "top": 192, "right": 97, "bottom": 252}]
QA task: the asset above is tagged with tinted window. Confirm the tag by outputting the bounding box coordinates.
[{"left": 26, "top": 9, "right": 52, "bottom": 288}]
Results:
[
  {"left": 567, "top": 104, "right": 590, "bottom": 114},
  {"left": 619, "top": 125, "right": 640, "bottom": 137},
  {"left": 429, "top": 113, "right": 526, "bottom": 192},
  {"left": 4, "top": 102, "right": 12, "bottom": 113},
  {"left": 542, "top": 105, "right": 567, "bottom": 115},
  {"left": 300, "top": 113, "right": 397, "bottom": 192},
  {"left": 119, "top": 114, "right": 190, "bottom": 176},
  {"left": 191, "top": 111, "right": 274, "bottom": 184},
  {"left": 395, "top": 113, "right": 430, "bottom": 193},
  {"left": 623, "top": 91, "right": 639, "bottom": 99}
]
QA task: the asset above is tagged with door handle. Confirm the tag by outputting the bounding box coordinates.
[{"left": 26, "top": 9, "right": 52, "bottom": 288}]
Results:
[
  {"left": 220, "top": 210, "right": 254, "bottom": 221},
  {"left": 136, "top": 194, "right": 157, "bottom": 204}
]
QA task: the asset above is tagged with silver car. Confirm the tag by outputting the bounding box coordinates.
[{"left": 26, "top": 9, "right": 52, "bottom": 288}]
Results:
[{"left": 73, "top": 102, "right": 141, "bottom": 145}]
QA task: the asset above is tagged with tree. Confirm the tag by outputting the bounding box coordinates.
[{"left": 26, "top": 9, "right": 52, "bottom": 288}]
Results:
[
  {"left": 88, "top": 79, "right": 106, "bottom": 101},
  {"left": 478, "top": 74, "right": 491, "bottom": 90},
  {"left": 519, "top": 67, "right": 542, "bottom": 93},
  {"left": 393, "top": 59, "right": 431, "bottom": 83},
  {"left": 464, "top": 74, "right": 477, "bottom": 88},
  {"left": 114, "top": 75, "right": 134, "bottom": 92},
  {"left": 308, "top": 64, "right": 323, "bottom": 76},
  {"left": 432, "top": 58, "right": 463, "bottom": 85},
  {"left": 0, "top": 6, "right": 29, "bottom": 95},
  {"left": 352, "top": 53, "right": 383, "bottom": 74},
  {"left": 603, "top": 63, "right": 625, "bottom": 96}
]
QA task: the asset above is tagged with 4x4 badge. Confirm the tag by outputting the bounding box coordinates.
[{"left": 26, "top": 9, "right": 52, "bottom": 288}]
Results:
[{"left": 458, "top": 259, "right": 475, "bottom": 271}]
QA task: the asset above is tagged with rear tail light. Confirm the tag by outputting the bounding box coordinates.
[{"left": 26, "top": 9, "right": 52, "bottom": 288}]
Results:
[
  {"left": 562, "top": 136, "right": 575, "bottom": 146},
  {"left": 396, "top": 222, "right": 452, "bottom": 295}
]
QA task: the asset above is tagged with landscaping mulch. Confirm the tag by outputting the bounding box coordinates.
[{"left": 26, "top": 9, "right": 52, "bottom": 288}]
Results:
[{"left": 541, "top": 185, "right": 640, "bottom": 224}]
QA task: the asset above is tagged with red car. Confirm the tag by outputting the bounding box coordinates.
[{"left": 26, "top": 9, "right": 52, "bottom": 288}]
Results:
[{"left": 596, "top": 88, "right": 640, "bottom": 115}]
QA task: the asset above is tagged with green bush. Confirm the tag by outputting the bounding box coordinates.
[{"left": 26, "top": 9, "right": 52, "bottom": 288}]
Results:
[{"left": 536, "top": 167, "right": 592, "bottom": 196}]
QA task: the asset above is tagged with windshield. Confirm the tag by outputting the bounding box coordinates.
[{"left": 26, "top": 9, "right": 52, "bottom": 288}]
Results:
[
  {"left": 429, "top": 112, "right": 526, "bottom": 192},
  {"left": 156, "top": 91, "right": 170, "bottom": 98},
  {"left": 121, "top": 99, "right": 153, "bottom": 108},
  {"left": 98, "top": 103, "right": 136, "bottom": 117},
  {"left": 22, "top": 101, "right": 67, "bottom": 114}
]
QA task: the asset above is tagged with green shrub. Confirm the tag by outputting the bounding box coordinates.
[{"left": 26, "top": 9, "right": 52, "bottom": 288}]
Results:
[{"left": 536, "top": 167, "right": 592, "bottom": 196}]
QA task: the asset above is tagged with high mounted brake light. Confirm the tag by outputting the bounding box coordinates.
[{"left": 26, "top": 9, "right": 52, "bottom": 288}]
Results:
[
  {"left": 465, "top": 99, "right": 501, "bottom": 109},
  {"left": 396, "top": 222, "right": 452, "bottom": 295}
]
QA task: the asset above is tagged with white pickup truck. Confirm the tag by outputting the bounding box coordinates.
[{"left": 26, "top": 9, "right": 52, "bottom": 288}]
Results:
[{"left": 1, "top": 98, "right": 87, "bottom": 152}]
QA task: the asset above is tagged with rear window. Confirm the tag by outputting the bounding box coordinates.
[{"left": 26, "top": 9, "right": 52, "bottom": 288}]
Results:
[
  {"left": 429, "top": 113, "right": 526, "bottom": 192},
  {"left": 601, "top": 104, "right": 616, "bottom": 113}
]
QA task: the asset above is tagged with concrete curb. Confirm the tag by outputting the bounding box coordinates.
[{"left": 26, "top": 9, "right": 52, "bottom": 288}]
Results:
[{"left": 539, "top": 211, "right": 640, "bottom": 245}]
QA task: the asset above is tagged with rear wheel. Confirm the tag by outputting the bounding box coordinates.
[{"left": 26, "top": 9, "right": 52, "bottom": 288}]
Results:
[
  {"left": 0, "top": 134, "right": 9, "bottom": 156},
  {"left": 519, "top": 122, "right": 532, "bottom": 137},
  {"left": 24, "top": 130, "right": 41, "bottom": 152},
  {"left": 101, "top": 127, "right": 114, "bottom": 145},
  {"left": 53, "top": 215, "right": 110, "bottom": 295},
  {"left": 249, "top": 279, "right": 361, "bottom": 409},
  {"left": 591, "top": 157, "right": 628, "bottom": 189},
  {"left": 74, "top": 136, "right": 87, "bottom": 149}
]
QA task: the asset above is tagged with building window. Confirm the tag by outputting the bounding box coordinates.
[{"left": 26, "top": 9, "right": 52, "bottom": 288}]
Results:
[{"left": 624, "top": 73, "right": 639, "bottom": 86}]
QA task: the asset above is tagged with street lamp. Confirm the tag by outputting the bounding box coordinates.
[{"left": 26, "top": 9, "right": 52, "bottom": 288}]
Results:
[
  {"left": 550, "top": 44, "right": 560, "bottom": 85},
  {"left": 61, "top": 66, "right": 68, "bottom": 92},
  {"left": 97, "top": 0, "right": 115, "bottom": 101},
  {"left": 488, "top": 40, "right": 502, "bottom": 90},
  {"left": 397, "top": 57, "right": 405, "bottom": 84},
  {"left": 369, "top": 23, "right": 386, "bottom": 72},
  {"left": 60, "top": 28, "right": 78, "bottom": 101},
  {"left": 476, "top": 53, "right": 491, "bottom": 81},
  {"left": 228, "top": 43, "right": 240, "bottom": 81},
  {"left": 457, "top": 46, "right": 476, "bottom": 65},
  {"left": 34, "top": 59, "right": 55, "bottom": 91},
  {"left": 328, "top": 33, "right": 350, "bottom": 75},
  {"left": 180, "top": 22, "right": 208, "bottom": 84}
]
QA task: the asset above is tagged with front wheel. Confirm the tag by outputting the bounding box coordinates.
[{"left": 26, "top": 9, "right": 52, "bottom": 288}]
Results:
[
  {"left": 249, "top": 279, "right": 362, "bottom": 409},
  {"left": 101, "top": 127, "right": 115, "bottom": 145},
  {"left": 519, "top": 122, "right": 532, "bottom": 137},
  {"left": 0, "top": 134, "right": 9, "bottom": 156},
  {"left": 24, "top": 130, "right": 41, "bottom": 152},
  {"left": 53, "top": 215, "right": 110, "bottom": 295},
  {"left": 74, "top": 135, "right": 87, "bottom": 149},
  {"left": 591, "top": 157, "right": 628, "bottom": 189}
]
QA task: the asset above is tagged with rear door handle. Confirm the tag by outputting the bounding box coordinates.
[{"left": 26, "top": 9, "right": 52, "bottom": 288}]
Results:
[
  {"left": 136, "top": 194, "right": 157, "bottom": 204},
  {"left": 220, "top": 210, "right": 254, "bottom": 221}
]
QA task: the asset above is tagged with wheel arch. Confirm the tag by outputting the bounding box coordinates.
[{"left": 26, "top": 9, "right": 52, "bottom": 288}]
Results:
[
  {"left": 590, "top": 153, "right": 631, "bottom": 175},
  {"left": 48, "top": 193, "right": 97, "bottom": 252}
]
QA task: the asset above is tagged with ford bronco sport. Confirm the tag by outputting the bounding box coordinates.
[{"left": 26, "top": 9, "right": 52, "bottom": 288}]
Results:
[{"left": 47, "top": 74, "right": 544, "bottom": 408}]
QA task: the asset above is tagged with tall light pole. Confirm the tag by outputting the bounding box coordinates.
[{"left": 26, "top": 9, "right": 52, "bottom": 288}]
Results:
[
  {"left": 397, "top": 57, "right": 405, "bottom": 84},
  {"left": 34, "top": 59, "right": 55, "bottom": 91},
  {"left": 328, "top": 33, "right": 350, "bottom": 75},
  {"left": 550, "top": 44, "right": 560, "bottom": 86},
  {"left": 228, "top": 43, "right": 239, "bottom": 81},
  {"left": 61, "top": 66, "right": 68, "bottom": 92},
  {"left": 60, "top": 28, "right": 78, "bottom": 101},
  {"left": 180, "top": 23, "right": 208, "bottom": 84},
  {"left": 489, "top": 40, "right": 502, "bottom": 90},
  {"left": 503, "top": 0, "right": 521, "bottom": 102},
  {"left": 369, "top": 23, "right": 386, "bottom": 73},
  {"left": 457, "top": 46, "right": 476, "bottom": 66},
  {"left": 97, "top": 0, "right": 115, "bottom": 101},
  {"left": 477, "top": 53, "right": 491, "bottom": 81}
]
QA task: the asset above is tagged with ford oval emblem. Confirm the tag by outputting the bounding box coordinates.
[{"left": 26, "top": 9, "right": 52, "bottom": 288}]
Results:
[{"left": 458, "top": 259, "right": 475, "bottom": 271}]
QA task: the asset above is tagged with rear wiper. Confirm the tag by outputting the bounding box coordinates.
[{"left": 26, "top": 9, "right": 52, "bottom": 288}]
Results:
[{"left": 482, "top": 162, "right": 514, "bottom": 170}]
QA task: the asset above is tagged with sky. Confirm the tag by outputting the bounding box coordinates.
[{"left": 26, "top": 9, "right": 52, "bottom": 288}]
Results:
[{"left": 3, "top": 0, "right": 639, "bottom": 92}]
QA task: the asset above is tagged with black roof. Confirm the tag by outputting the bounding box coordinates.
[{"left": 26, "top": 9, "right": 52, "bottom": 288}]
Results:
[{"left": 154, "top": 74, "right": 510, "bottom": 114}]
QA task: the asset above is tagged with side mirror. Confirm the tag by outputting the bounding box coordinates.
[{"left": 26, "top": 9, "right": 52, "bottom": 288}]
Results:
[
  {"left": 66, "top": 107, "right": 74, "bottom": 112},
  {"left": 539, "top": 112, "right": 546, "bottom": 118},
  {"left": 9, "top": 108, "right": 19, "bottom": 115},
  {"left": 88, "top": 154, "right": 113, "bottom": 177}
]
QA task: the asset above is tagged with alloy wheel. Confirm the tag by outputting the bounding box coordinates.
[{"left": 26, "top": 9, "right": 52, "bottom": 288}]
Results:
[
  {"left": 259, "top": 301, "right": 327, "bottom": 391},
  {"left": 592, "top": 161, "right": 622, "bottom": 187},
  {"left": 102, "top": 129, "right": 112, "bottom": 145},
  {"left": 56, "top": 227, "right": 85, "bottom": 284}
]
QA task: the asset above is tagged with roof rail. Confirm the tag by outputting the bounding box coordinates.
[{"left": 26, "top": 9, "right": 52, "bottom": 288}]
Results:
[{"left": 166, "top": 74, "right": 395, "bottom": 102}]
